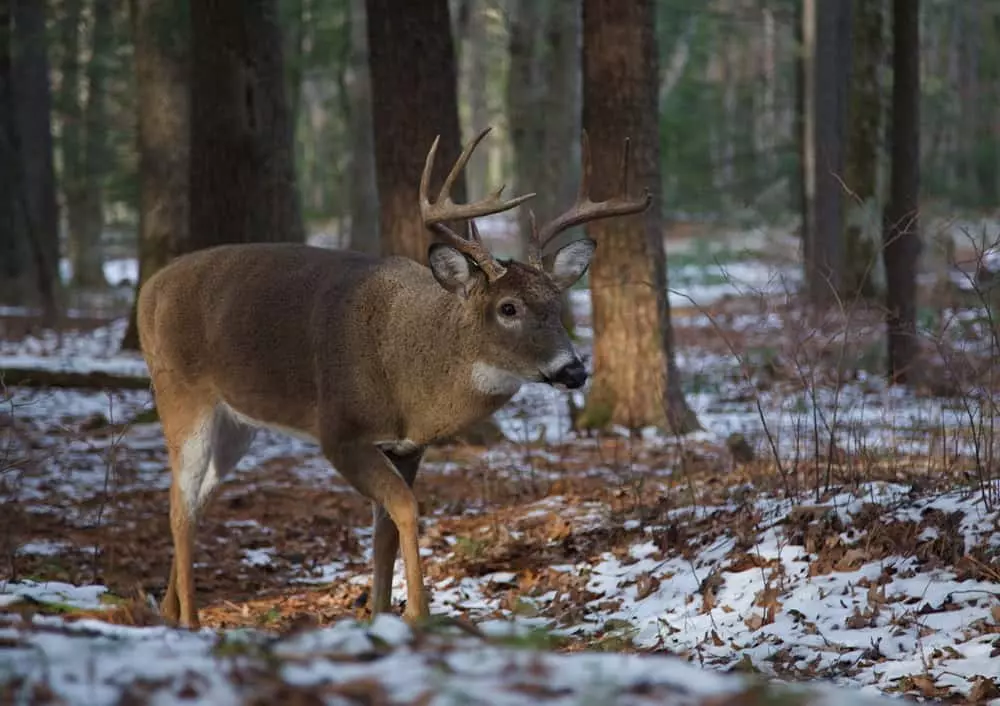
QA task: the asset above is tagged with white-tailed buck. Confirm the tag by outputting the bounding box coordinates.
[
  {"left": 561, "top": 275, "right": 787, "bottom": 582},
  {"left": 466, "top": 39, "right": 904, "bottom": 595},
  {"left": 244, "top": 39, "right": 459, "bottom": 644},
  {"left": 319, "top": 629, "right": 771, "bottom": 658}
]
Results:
[{"left": 138, "top": 126, "right": 651, "bottom": 628}]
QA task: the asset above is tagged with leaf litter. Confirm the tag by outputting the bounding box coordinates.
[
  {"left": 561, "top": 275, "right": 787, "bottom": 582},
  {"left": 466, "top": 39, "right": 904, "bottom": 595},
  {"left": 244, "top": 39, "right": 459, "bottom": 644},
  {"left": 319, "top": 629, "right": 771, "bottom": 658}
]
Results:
[{"left": 4, "top": 265, "right": 1000, "bottom": 704}]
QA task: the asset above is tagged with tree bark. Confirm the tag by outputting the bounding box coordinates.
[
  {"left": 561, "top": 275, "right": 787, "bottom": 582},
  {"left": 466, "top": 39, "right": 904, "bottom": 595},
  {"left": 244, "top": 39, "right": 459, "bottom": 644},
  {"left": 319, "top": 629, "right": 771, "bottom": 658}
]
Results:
[
  {"left": 974, "top": 5, "right": 1000, "bottom": 204},
  {"left": 366, "top": 0, "right": 465, "bottom": 265},
  {"left": 63, "top": 0, "right": 113, "bottom": 290},
  {"left": 80, "top": 0, "right": 112, "bottom": 289},
  {"left": 844, "top": 0, "right": 884, "bottom": 299},
  {"left": 580, "top": 0, "right": 699, "bottom": 435},
  {"left": 506, "top": 0, "right": 544, "bottom": 262},
  {"left": 120, "top": 0, "right": 190, "bottom": 351},
  {"left": 458, "top": 0, "right": 490, "bottom": 205},
  {"left": 0, "top": 0, "right": 32, "bottom": 307},
  {"left": 955, "top": 0, "right": 980, "bottom": 203},
  {"left": 55, "top": 0, "right": 84, "bottom": 286},
  {"left": 883, "top": 0, "right": 921, "bottom": 384},
  {"left": 806, "top": 0, "right": 851, "bottom": 308},
  {"left": 189, "top": 0, "right": 304, "bottom": 249},
  {"left": 346, "top": 0, "right": 379, "bottom": 254},
  {"left": 282, "top": 0, "right": 305, "bottom": 131},
  {"left": 798, "top": 0, "right": 815, "bottom": 263},
  {"left": 10, "top": 0, "right": 60, "bottom": 312}
]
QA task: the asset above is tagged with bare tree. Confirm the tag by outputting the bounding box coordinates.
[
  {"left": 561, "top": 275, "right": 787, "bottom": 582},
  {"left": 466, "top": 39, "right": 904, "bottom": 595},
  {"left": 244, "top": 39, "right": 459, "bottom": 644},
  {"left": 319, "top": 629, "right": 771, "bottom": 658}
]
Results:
[
  {"left": 844, "top": 0, "right": 885, "bottom": 299},
  {"left": 580, "top": 0, "right": 699, "bottom": 434},
  {"left": 366, "top": 0, "right": 465, "bottom": 264},
  {"left": 11, "top": 0, "right": 60, "bottom": 305},
  {"left": 346, "top": 0, "right": 379, "bottom": 254},
  {"left": 120, "top": 0, "right": 189, "bottom": 351},
  {"left": 882, "top": 0, "right": 921, "bottom": 383},
  {"left": 507, "top": 0, "right": 580, "bottom": 259},
  {"left": 805, "top": 0, "right": 851, "bottom": 307},
  {"left": 189, "top": 0, "right": 304, "bottom": 248},
  {"left": 0, "top": 0, "right": 30, "bottom": 306},
  {"left": 455, "top": 0, "right": 491, "bottom": 202},
  {"left": 61, "top": 0, "right": 113, "bottom": 290},
  {"left": 0, "top": 0, "right": 58, "bottom": 316},
  {"left": 797, "top": 0, "right": 813, "bottom": 251}
]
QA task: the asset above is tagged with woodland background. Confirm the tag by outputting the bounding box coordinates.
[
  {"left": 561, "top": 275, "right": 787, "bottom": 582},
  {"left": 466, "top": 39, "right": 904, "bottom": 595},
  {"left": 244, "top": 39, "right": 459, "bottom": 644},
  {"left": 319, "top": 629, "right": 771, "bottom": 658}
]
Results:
[{"left": 3, "top": 2, "right": 1000, "bottom": 704}]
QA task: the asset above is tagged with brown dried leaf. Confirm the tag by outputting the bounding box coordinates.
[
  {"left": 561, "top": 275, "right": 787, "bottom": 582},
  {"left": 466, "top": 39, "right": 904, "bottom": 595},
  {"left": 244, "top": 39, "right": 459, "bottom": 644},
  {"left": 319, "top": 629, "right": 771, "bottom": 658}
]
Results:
[
  {"left": 968, "top": 676, "right": 1000, "bottom": 703},
  {"left": 635, "top": 573, "right": 661, "bottom": 601}
]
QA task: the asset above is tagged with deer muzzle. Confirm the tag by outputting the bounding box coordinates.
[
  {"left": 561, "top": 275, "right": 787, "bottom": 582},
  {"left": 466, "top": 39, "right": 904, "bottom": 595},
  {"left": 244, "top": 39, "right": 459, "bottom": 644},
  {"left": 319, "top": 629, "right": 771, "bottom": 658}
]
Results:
[{"left": 545, "top": 357, "right": 588, "bottom": 390}]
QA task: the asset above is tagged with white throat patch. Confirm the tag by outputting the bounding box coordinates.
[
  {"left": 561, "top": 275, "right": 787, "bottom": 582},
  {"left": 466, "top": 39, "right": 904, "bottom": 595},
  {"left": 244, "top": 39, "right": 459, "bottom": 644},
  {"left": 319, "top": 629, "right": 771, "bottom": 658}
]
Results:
[{"left": 471, "top": 362, "right": 524, "bottom": 396}]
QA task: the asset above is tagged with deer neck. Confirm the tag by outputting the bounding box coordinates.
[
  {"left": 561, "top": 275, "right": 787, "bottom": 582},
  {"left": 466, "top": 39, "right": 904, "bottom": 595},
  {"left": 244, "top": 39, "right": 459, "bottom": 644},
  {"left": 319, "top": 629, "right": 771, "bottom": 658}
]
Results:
[{"left": 385, "top": 287, "right": 520, "bottom": 443}]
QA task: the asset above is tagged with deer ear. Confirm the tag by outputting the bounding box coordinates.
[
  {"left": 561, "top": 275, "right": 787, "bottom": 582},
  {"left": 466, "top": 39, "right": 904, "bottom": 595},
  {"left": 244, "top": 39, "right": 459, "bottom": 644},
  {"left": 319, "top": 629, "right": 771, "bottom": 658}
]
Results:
[
  {"left": 428, "top": 243, "right": 480, "bottom": 298},
  {"left": 549, "top": 238, "right": 596, "bottom": 291}
]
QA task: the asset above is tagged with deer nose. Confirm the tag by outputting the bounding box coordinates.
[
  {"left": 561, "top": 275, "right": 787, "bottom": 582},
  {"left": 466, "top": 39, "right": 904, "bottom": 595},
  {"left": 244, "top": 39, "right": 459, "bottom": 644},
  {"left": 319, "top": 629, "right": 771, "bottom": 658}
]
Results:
[{"left": 549, "top": 358, "right": 588, "bottom": 390}]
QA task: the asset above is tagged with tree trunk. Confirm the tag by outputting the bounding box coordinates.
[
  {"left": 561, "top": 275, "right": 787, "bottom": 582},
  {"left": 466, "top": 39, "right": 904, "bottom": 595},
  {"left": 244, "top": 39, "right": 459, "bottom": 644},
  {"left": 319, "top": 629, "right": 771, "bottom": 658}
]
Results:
[
  {"left": 506, "top": 1, "right": 580, "bottom": 245},
  {"left": 580, "top": 0, "right": 699, "bottom": 435},
  {"left": 366, "top": 0, "right": 465, "bottom": 265},
  {"left": 844, "top": 0, "right": 884, "bottom": 299},
  {"left": 974, "top": 6, "right": 1000, "bottom": 204},
  {"left": 543, "top": 1, "right": 582, "bottom": 242},
  {"left": 283, "top": 0, "right": 305, "bottom": 131},
  {"left": 189, "top": 0, "right": 304, "bottom": 249},
  {"left": 346, "top": 0, "right": 379, "bottom": 254},
  {"left": 459, "top": 0, "right": 490, "bottom": 205},
  {"left": 10, "top": 0, "right": 60, "bottom": 314},
  {"left": 955, "top": 1, "right": 980, "bottom": 203},
  {"left": 120, "top": 0, "right": 190, "bottom": 351},
  {"left": 55, "top": 0, "right": 84, "bottom": 287},
  {"left": 0, "top": 0, "right": 32, "bottom": 306},
  {"left": 798, "top": 0, "right": 814, "bottom": 260},
  {"left": 506, "top": 0, "right": 544, "bottom": 262},
  {"left": 74, "top": 0, "right": 114, "bottom": 290},
  {"left": 883, "top": 0, "right": 921, "bottom": 384},
  {"left": 806, "top": 0, "right": 851, "bottom": 308}
]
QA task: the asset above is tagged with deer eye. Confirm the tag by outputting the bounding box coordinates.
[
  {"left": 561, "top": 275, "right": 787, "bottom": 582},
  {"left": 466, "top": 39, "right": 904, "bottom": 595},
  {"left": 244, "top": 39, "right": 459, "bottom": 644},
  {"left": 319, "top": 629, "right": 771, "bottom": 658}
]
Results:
[{"left": 498, "top": 301, "right": 518, "bottom": 318}]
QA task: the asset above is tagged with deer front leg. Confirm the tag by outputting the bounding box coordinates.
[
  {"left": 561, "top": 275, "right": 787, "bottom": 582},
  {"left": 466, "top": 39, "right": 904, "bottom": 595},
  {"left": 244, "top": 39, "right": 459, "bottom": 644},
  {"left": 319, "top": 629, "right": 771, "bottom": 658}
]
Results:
[
  {"left": 372, "top": 449, "right": 423, "bottom": 615},
  {"left": 326, "top": 442, "right": 430, "bottom": 623}
]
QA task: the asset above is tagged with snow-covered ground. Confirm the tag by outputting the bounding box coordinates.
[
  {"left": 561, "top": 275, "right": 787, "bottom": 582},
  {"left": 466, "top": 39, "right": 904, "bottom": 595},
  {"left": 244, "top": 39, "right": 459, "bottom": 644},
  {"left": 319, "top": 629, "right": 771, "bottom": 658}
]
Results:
[
  {"left": 3, "top": 248, "right": 1000, "bottom": 704},
  {"left": 0, "top": 610, "right": 906, "bottom": 706}
]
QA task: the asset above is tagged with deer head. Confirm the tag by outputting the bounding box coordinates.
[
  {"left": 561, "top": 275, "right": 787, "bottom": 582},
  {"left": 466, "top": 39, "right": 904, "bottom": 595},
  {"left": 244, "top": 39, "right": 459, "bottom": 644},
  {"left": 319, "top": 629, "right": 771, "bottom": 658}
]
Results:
[{"left": 419, "top": 127, "right": 652, "bottom": 391}]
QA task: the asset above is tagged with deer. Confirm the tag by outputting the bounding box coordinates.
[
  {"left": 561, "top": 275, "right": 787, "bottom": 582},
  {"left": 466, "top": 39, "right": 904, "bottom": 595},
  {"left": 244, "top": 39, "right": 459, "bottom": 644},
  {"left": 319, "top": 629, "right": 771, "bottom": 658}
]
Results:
[{"left": 137, "top": 126, "right": 651, "bottom": 629}]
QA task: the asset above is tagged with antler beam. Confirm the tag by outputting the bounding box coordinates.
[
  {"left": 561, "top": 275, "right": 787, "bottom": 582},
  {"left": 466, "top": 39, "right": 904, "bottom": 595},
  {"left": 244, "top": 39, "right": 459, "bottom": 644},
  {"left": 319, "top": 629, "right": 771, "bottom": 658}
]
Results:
[
  {"left": 527, "top": 130, "right": 652, "bottom": 269},
  {"left": 420, "top": 126, "right": 536, "bottom": 281}
]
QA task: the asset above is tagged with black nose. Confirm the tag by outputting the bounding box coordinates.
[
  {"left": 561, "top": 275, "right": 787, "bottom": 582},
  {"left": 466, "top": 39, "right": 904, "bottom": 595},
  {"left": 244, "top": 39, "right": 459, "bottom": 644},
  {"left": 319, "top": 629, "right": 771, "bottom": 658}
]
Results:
[{"left": 550, "top": 359, "right": 588, "bottom": 390}]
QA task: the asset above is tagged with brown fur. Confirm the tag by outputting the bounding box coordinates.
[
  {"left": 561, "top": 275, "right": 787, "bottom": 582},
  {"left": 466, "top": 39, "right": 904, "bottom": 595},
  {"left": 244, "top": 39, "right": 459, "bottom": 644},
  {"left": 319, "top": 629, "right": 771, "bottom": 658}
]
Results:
[
  {"left": 139, "top": 126, "right": 649, "bottom": 629},
  {"left": 138, "top": 242, "right": 588, "bottom": 627}
]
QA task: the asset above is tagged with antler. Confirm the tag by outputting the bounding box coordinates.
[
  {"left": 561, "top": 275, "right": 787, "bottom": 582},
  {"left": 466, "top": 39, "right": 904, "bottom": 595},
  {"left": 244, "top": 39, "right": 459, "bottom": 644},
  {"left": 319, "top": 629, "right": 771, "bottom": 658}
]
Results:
[
  {"left": 420, "top": 126, "right": 536, "bottom": 281},
  {"left": 526, "top": 130, "right": 652, "bottom": 269}
]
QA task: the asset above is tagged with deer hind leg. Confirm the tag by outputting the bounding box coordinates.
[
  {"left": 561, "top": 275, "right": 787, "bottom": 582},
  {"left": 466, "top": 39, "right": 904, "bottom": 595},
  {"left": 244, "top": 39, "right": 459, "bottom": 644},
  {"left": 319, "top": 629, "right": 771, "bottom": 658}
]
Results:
[
  {"left": 326, "top": 442, "right": 429, "bottom": 623},
  {"left": 161, "top": 402, "right": 255, "bottom": 628},
  {"left": 371, "top": 448, "right": 423, "bottom": 615}
]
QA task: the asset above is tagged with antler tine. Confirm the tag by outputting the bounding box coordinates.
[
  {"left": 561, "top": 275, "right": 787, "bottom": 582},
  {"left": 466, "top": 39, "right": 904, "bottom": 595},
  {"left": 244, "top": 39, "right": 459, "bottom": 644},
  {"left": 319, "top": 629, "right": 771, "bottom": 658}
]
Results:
[
  {"left": 533, "top": 131, "right": 653, "bottom": 258},
  {"left": 420, "top": 126, "right": 537, "bottom": 281},
  {"left": 467, "top": 220, "right": 482, "bottom": 243},
  {"left": 420, "top": 126, "right": 537, "bottom": 224},
  {"left": 437, "top": 126, "right": 490, "bottom": 206}
]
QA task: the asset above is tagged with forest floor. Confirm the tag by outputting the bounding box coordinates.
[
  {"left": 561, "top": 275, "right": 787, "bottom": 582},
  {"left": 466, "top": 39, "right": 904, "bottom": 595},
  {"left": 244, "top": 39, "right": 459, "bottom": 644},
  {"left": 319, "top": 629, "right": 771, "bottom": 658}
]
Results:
[{"left": 2, "top": 226, "right": 1000, "bottom": 705}]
